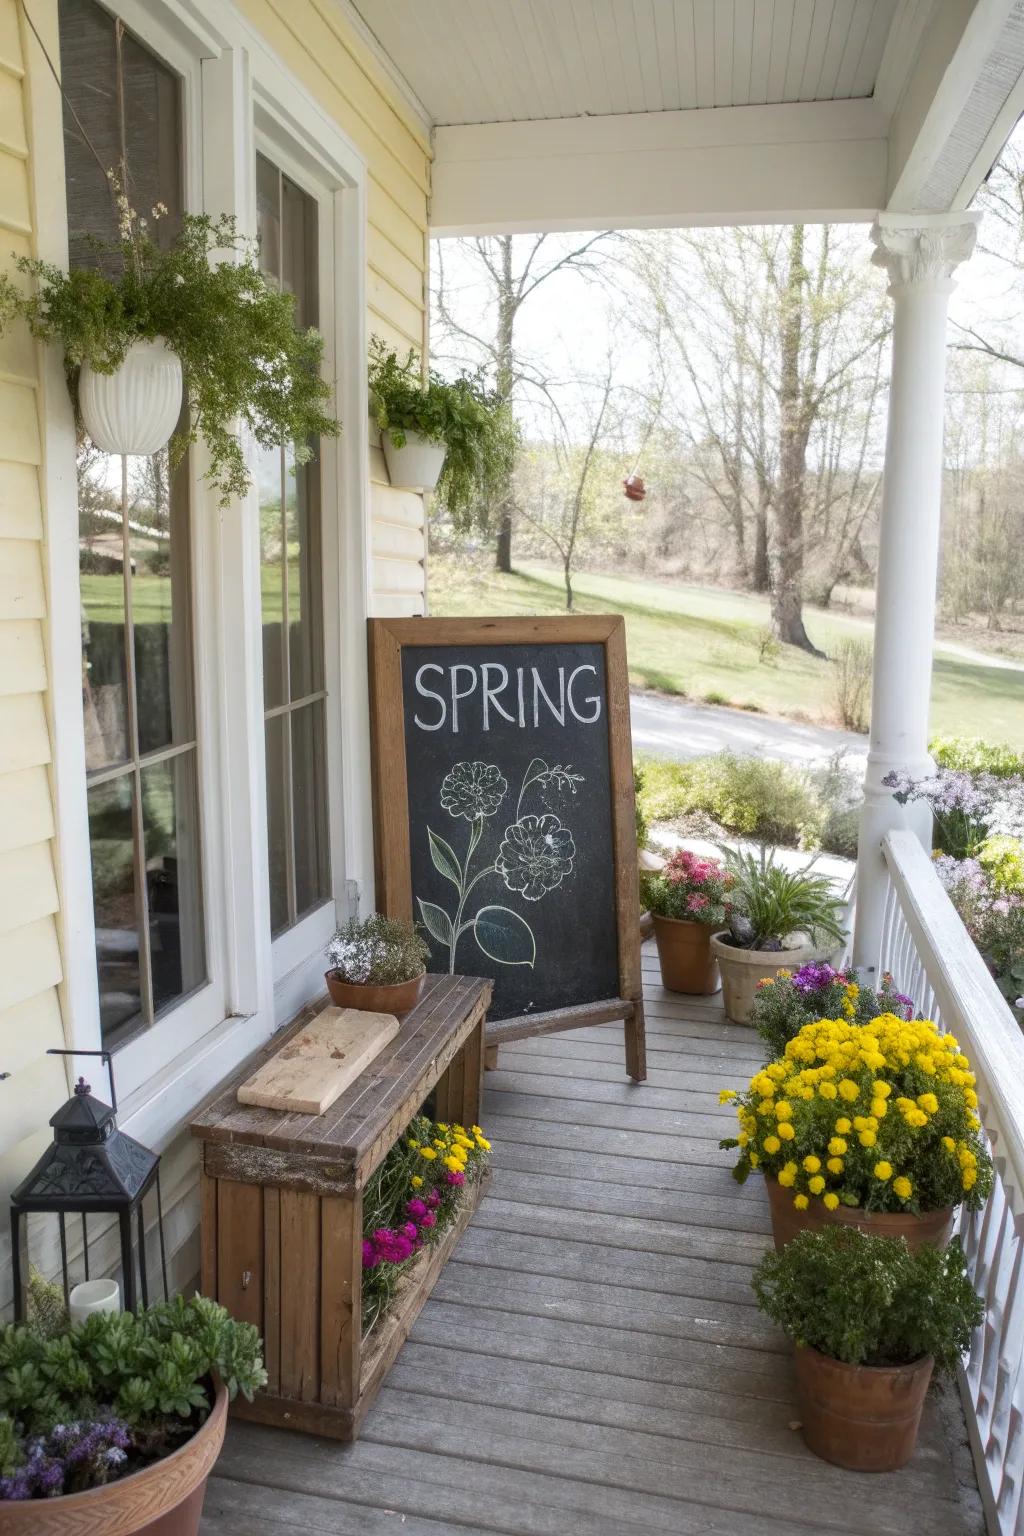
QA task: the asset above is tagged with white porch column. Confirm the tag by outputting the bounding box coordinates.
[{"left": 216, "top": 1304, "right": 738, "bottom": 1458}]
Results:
[{"left": 853, "top": 211, "right": 980, "bottom": 973}]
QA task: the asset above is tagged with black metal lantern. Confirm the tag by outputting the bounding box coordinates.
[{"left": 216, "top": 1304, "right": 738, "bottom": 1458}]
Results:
[{"left": 9, "top": 1049, "right": 168, "bottom": 1320}]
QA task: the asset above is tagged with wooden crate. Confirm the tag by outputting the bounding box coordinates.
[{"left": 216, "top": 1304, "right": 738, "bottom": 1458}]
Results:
[{"left": 191, "top": 974, "right": 492, "bottom": 1440}]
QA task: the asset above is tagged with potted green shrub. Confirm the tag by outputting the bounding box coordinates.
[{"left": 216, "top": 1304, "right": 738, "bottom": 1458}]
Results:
[
  {"left": 721, "top": 1011, "right": 992, "bottom": 1250},
  {"left": 0, "top": 178, "right": 338, "bottom": 505},
  {"left": 0, "top": 1284, "right": 265, "bottom": 1532},
  {"left": 368, "top": 338, "right": 517, "bottom": 511},
  {"left": 326, "top": 912, "right": 430, "bottom": 1014},
  {"left": 752, "top": 1226, "right": 983, "bottom": 1471},
  {"left": 709, "top": 846, "right": 846, "bottom": 1023},
  {"left": 640, "top": 848, "right": 734, "bottom": 995}
]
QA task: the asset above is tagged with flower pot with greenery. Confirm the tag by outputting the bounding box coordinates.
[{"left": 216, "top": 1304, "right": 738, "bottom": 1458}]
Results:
[
  {"left": 748, "top": 962, "right": 915, "bottom": 1060},
  {"left": 325, "top": 913, "right": 430, "bottom": 1014},
  {"left": 709, "top": 847, "right": 846, "bottom": 1023},
  {"left": 368, "top": 339, "right": 517, "bottom": 511},
  {"left": 721, "top": 1011, "right": 992, "bottom": 1250},
  {"left": 752, "top": 1226, "right": 983, "bottom": 1471},
  {"left": 0, "top": 177, "right": 338, "bottom": 504},
  {"left": 641, "top": 848, "right": 733, "bottom": 994},
  {"left": 0, "top": 1283, "right": 265, "bottom": 1533}
]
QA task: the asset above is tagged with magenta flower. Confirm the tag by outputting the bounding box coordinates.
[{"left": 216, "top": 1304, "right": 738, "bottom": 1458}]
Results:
[
  {"left": 407, "top": 1198, "right": 427, "bottom": 1220},
  {"left": 445, "top": 1170, "right": 465, "bottom": 1187},
  {"left": 362, "top": 1239, "right": 380, "bottom": 1269},
  {"left": 402, "top": 1221, "right": 418, "bottom": 1240},
  {"left": 420, "top": 1210, "right": 436, "bottom": 1228}
]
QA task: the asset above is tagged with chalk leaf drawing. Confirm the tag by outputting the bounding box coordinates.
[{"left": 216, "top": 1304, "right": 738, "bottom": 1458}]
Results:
[{"left": 418, "top": 757, "right": 584, "bottom": 973}]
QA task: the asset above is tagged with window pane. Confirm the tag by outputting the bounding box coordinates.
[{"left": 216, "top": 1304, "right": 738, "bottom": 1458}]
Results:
[
  {"left": 292, "top": 699, "right": 330, "bottom": 920},
  {"left": 281, "top": 175, "right": 312, "bottom": 323},
  {"left": 80, "top": 446, "right": 129, "bottom": 772},
  {"left": 88, "top": 775, "right": 141, "bottom": 1045},
  {"left": 129, "top": 448, "right": 193, "bottom": 755},
  {"left": 256, "top": 153, "right": 281, "bottom": 284},
  {"left": 286, "top": 445, "right": 323, "bottom": 699},
  {"left": 259, "top": 444, "right": 286, "bottom": 711},
  {"left": 142, "top": 753, "right": 205, "bottom": 1013},
  {"left": 265, "top": 714, "right": 290, "bottom": 935}
]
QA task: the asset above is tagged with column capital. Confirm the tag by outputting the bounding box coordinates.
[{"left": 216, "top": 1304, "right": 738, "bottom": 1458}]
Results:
[{"left": 870, "top": 210, "right": 981, "bottom": 291}]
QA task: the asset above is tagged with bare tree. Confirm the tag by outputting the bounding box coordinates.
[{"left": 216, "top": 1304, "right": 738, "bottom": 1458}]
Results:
[{"left": 432, "top": 232, "right": 620, "bottom": 571}]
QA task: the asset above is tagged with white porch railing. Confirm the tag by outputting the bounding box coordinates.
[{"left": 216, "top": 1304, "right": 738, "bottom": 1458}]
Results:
[{"left": 878, "top": 829, "right": 1024, "bottom": 1536}]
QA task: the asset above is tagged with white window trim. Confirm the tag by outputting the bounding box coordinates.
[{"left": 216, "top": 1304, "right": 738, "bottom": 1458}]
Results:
[{"left": 25, "top": 0, "right": 372, "bottom": 1149}]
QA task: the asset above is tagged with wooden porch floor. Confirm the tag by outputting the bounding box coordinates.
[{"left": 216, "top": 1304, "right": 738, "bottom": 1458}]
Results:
[{"left": 201, "top": 945, "right": 985, "bottom": 1536}]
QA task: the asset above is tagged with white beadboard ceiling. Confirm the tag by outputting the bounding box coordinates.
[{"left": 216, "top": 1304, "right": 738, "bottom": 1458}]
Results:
[{"left": 350, "top": 0, "right": 902, "bottom": 125}]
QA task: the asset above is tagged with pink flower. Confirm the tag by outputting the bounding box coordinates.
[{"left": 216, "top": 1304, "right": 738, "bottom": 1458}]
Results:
[
  {"left": 407, "top": 1198, "right": 427, "bottom": 1220},
  {"left": 361, "top": 1240, "right": 379, "bottom": 1269},
  {"left": 426, "top": 1190, "right": 441, "bottom": 1208},
  {"left": 687, "top": 893, "right": 709, "bottom": 912},
  {"left": 402, "top": 1222, "right": 418, "bottom": 1240},
  {"left": 445, "top": 1170, "right": 465, "bottom": 1187},
  {"left": 420, "top": 1211, "right": 436, "bottom": 1228}
]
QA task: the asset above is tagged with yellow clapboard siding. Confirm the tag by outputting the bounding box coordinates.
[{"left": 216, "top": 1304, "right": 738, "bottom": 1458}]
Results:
[
  {"left": 0, "top": 914, "right": 62, "bottom": 1014},
  {"left": 238, "top": 0, "right": 428, "bottom": 226},
  {"left": 0, "top": 619, "right": 46, "bottom": 694},
  {"left": 0, "top": 70, "right": 26, "bottom": 158},
  {"left": 371, "top": 516, "right": 424, "bottom": 563},
  {"left": 370, "top": 181, "right": 425, "bottom": 268},
  {"left": 0, "top": 987, "right": 63, "bottom": 1080},
  {"left": 368, "top": 266, "right": 425, "bottom": 343},
  {"left": 368, "top": 224, "right": 425, "bottom": 309},
  {"left": 372, "top": 554, "right": 425, "bottom": 596},
  {"left": 0, "top": 841, "right": 57, "bottom": 935},
  {"left": 0, "top": 0, "right": 23, "bottom": 79},
  {"left": 0, "top": 460, "right": 41, "bottom": 538},
  {"left": 0, "top": 1049, "right": 67, "bottom": 1158},
  {"left": 0, "top": 693, "right": 50, "bottom": 773},
  {"left": 0, "top": 384, "right": 41, "bottom": 464},
  {"left": 0, "top": 537, "right": 45, "bottom": 619},
  {"left": 368, "top": 303, "right": 423, "bottom": 355},
  {"left": 0, "top": 148, "right": 30, "bottom": 234},
  {"left": 371, "top": 481, "right": 425, "bottom": 530},
  {"left": 0, "top": 765, "right": 54, "bottom": 852}
]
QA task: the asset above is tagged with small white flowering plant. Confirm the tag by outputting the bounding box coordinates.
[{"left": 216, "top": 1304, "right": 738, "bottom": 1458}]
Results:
[{"left": 327, "top": 913, "right": 429, "bottom": 987}]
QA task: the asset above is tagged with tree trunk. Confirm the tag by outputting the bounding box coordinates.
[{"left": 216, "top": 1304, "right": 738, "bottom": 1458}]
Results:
[
  {"left": 494, "top": 238, "right": 516, "bottom": 573},
  {"left": 564, "top": 560, "right": 574, "bottom": 610},
  {"left": 769, "top": 225, "right": 821, "bottom": 654},
  {"left": 753, "top": 495, "right": 771, "bottom": 592}
]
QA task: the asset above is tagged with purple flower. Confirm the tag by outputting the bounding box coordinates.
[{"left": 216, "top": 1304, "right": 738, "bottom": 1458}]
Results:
[
  {"left": 791, "top": 961, "right": 843, "bottom": 995},
  {"left": 402, "top": 1221, "right": 418, "bottom": 1240},
  {"left": 407, "top": 1198, "right": 427, "bottom": 1220},
  {"left": 425, "top": 1190, "right": 441, "bottom": 1208},
  {"left": 362, "top": 1239, "right": 379, "bottom": 1269}
]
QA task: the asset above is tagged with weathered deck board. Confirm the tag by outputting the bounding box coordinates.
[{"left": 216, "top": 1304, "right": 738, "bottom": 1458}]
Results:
[{"left": 203, "top": 947, "right": 985, "bottom": 1536}]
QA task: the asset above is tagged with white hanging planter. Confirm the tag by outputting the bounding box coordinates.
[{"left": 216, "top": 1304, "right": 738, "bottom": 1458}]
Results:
[
  {"left": 79, "top": 337, "right": 183, "bottom": 457},
  {"left": 382, "top": 428, "right": 447, "bottom": 491}
]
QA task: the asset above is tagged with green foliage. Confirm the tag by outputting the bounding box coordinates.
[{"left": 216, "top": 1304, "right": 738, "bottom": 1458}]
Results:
[
  {"left": 327, "top": 911, "right": 430, "bottom": 986},
  {"left": 749, "top": 968, "right": 910, "bottom": 1060},
  {"left": 0, "top": 1293, "right": 266, "bottom": 1441},
  {"left": 720, "top": 844, "right": 846, "bottom": 950},
  {"left": 635, "top": 751, "right": 825, "bottom": 848},
  {"left": 752, "top": 1227, "right": 983, "bottom": 1372},
  {"left": 632, "top": 763, "right": 649, "bottom": 851},
  {"left": 830, "top": 637, "right": 872, "bottom": 732},
  {"left": 931, "top": 735, "right": 1024, "bottom": 779},
  {"left": 0, "top": 199, "right": 337, "bottom": 505},
  {"left": 26, "top": 1269, "right": 69, "bottom": 1340},
  {"left": 979, "top": 834, "right": 1024, "bottom": 896},
  {"left": 369, "top": 339, "right": 518, "bottom": 529},
  {"left": 806, "top": 751, "right": 862, "bottom": 859},
  {"left": 0, "top": 1416, "right": 19, "bottom": 1478}
]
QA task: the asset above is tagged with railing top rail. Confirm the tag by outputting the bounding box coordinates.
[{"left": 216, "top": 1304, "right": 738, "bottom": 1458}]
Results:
[{"left": 882, "top": 829, "right": 1024, "bottom": 1202}]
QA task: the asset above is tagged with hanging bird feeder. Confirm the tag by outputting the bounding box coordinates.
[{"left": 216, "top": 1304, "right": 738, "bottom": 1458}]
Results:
[{"left": 623, "top": 473, "right": 647, "bottom": 502}]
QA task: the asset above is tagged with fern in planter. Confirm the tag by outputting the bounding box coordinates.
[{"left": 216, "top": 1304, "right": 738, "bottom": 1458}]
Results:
[
  {"left": 0, "top": 183, "right": 338, "bottom": 505},
  {"left": 368, "top": 338, "right": 518, "bottom": 526}
]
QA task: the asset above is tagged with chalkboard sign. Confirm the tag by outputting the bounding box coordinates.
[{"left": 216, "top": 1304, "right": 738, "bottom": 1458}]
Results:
[{"left": 368, "top": 616, "right": 645, "bottom": 1080}]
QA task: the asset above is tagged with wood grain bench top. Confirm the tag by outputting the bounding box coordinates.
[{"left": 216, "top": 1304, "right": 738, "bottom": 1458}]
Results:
[{"left": 190, "top": 974, "right": 492, "bottom": 1181}]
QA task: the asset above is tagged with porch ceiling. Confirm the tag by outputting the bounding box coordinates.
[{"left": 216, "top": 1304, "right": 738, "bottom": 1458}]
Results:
[{"left": 342, "top": 0, "right": 1024, "bottom": 236}]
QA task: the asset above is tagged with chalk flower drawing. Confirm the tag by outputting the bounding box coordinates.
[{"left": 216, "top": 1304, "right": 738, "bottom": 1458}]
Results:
[
  {"left": 417, "top": 757, "right": 584, "bottom": 973},
  {"left": 440, "top": 761, "right": 508, "bottom": 821},
  {"left": 496, "top": 815, "right": 576, "bottom": 901}
]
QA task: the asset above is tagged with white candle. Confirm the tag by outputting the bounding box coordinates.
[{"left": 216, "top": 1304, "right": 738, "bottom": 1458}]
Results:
[{"left": 69, "top": 1278, "right": 120, "bottom": 1324}]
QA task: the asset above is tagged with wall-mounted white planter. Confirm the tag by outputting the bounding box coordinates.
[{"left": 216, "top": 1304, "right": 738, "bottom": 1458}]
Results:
[
  {"left": 79, "top": 337, "right": 183, "bottom": 457},
  {"left": 382, "top": 429, "right": 447, "bottom": 491}
]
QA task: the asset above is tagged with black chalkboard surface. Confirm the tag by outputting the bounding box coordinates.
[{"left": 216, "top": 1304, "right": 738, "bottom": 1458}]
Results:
[{"left": 368, "top": 616, "right": 646, "bottom": 1080}]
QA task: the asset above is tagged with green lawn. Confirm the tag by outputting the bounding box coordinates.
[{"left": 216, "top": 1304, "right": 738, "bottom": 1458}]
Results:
[{"left": 428, "top": 558, "right": 1024, "bottom": 742}]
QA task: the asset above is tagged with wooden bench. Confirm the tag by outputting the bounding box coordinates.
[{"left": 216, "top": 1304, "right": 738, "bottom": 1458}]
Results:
[{"left": 190, "top": 973, "right": 492, "bottom": 1441}]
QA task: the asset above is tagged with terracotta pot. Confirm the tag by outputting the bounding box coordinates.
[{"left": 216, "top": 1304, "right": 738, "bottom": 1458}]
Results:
[
  {"left": 651, "top": 914, "right": 719, "bottom": 995},
  {"left": 794, "top": 1344, "right": 933, "bottom": 1471},
  {"left": 765, "top": 1176, "right": 954, "bottom": 1252},
  {"left": 325, "top": 967, "right": 425, "bottom": 1014},
  {"left": 709, "top": 932, "right": 843, "bottom": 1025},
  {"left": 0, "top": 1381, "right": 227, "bottom": 1535},
  {"left": 79, "top": 338, "right": 183, "bottom": 458}
]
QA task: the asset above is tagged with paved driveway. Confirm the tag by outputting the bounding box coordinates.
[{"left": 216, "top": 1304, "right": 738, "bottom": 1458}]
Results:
[{"left": 630, "top": 690, "right": 868, "bottom": 770}]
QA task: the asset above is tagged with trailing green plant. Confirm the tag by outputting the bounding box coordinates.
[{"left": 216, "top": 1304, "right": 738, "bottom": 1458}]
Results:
[
  {"left": 327, "top": 912, "right": 430, "bottom": 986},
  {"left": 719, "top": 844, "right": 846, "bottom": 951},
  {"left": 0, "top": 181, "right": 338, "bottom": 505},
  {"left": 368, "top": 338, "right": 518, "bottom": 527},
  {"left": 752, "top": 1226, "right": 983, "bottom": 1371},
  {"left": 0, "top": 1294, "right": 265, "bottom": 1499}
]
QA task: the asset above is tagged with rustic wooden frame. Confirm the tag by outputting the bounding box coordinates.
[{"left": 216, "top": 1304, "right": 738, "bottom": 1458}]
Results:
[{"left": 368, "top": 615, "right": 646, "bottom": 1081}]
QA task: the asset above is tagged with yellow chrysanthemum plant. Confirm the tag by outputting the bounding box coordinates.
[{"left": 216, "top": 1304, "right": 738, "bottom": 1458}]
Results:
[{"left": 720, "top": 1014, "right": 993, "bottom": 1216}]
